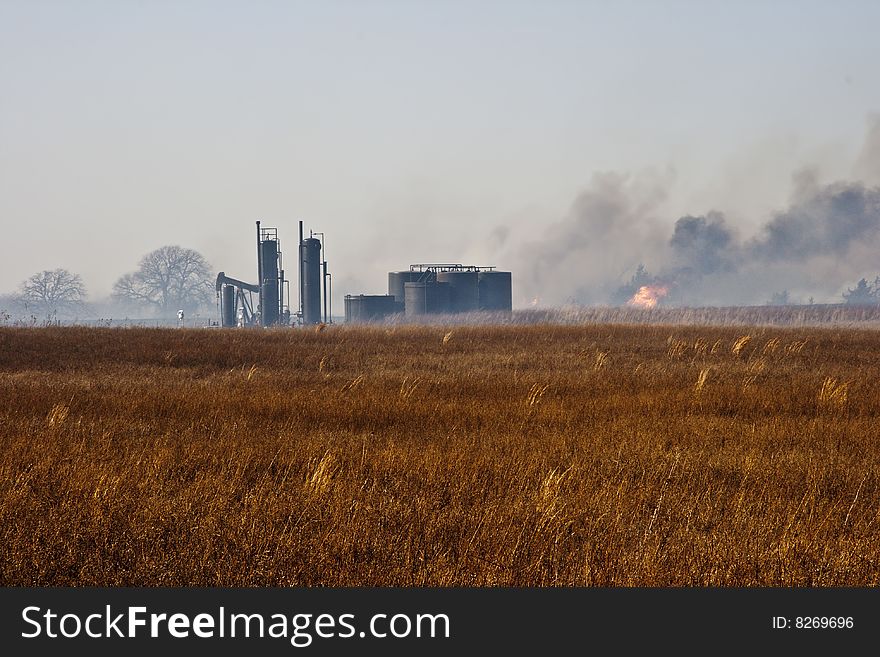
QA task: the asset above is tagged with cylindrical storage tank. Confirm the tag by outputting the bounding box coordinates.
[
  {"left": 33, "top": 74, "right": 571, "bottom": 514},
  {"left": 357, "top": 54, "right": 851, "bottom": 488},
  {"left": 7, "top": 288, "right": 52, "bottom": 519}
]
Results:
[
  {"left": 259, "top": 239, "right": 280, "bottom": 326},
  {"left": 261, "top": 281, "right": 279, "bottom": 326},
  {"left": 478, "top": 271, "right": 512, "bottom": 311},
  {"left": 388, "top": 271, "right": 423, "bottom": 302},
  {"left": 344, "top": 295, "right": 401, "bottom": 323},
  {"left": 404, "top": 281, "right": 450, "bottom": 316},
  {"left": 300, "top": 237, "right": 322, "bottom": 324},
  {"left": 221, "top": 285, "right": 236, "bottom": 327},
  {"left": 436, "top": 271, "right": 479, "bottom": 313},
  {"left": 260, "top": 240, "right": 279, "bottom": 281},
  {"left": 404, "top": 283, "right": 428, "bottom": 316}
]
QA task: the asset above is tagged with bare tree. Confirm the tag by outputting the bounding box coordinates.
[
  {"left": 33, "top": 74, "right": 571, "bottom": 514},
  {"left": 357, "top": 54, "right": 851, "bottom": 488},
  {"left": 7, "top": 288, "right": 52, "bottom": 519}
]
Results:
[
  {"left": 18, "top": 268, "right": 87, "bottom": 316},
  {"left": 113, "top": 246, "right": 213, "bottom": 316}
]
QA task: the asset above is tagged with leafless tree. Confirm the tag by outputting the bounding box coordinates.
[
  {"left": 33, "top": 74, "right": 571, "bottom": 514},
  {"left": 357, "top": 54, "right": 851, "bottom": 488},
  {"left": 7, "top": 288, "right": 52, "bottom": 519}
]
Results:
[
  {"left": 18, "top": 268, "right": 87, "bottom": 315},
  {"left": 113, "top": 246, "right": 213, "bottom": 316}
]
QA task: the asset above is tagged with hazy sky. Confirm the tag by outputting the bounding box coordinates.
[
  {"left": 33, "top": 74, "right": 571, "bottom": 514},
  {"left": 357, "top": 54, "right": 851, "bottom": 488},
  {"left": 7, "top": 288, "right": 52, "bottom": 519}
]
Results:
[{"left": 2, "top": 0, "right": 880, "bottom": 308}]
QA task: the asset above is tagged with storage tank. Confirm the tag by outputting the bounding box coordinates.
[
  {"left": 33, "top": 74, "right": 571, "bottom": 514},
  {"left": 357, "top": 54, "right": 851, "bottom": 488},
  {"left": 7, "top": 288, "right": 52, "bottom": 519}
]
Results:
[
  {"left": 300, "top": 237, "right": 322, "bottom": 324},
  {"left": 404, "top": 281, "right": 450, "bottom": 316},
  {"left": 259, "top": 239, "right": 280, "bottom": 326},
  {"left": 436, "top": 270, "right": 479, "bottom": 313},
  {"left": 260, "top": 239, "right": 279, "bottom": 281},
  {"left": 221, "top": 285, "right": 236, "bottom": 327},
  {"left": 261, "top": 281, "right": 279, "bottom": 326},
  {"left": 344, "top": 295, "right": 402, "bottom": 323},
  {"left": 478, "top": 271, "right": 512, "bottom": 311},
  {"left": 388, "top": 271, "right": 424, "bottom": 302}
]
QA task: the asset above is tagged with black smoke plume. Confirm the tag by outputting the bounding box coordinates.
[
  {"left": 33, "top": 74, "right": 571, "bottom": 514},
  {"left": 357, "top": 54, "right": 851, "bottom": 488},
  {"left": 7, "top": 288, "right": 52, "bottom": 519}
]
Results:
[{"left": 516, "top": 119, "right": 880, "bottom": 307}]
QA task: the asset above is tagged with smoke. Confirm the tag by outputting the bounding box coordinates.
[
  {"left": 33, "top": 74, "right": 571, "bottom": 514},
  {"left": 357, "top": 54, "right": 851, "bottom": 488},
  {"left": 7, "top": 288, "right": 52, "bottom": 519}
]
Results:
[
  {"left": 515, "top": 118, "right": 880, "bottom": 307},
  {"left": 661, "top": 178, "right": 880, "bottom": 305},
  {"left": 669, "top": 212, "right": 737, "bottom": 275},
  {"left": 854, "top": 113, "right": 880, "bottom": 185},
  {"left": 749, "top": 177, "right": 880, "bottom": 261},
  {"left": 517, "top": 169, "right": 673, "bottom": 305}
]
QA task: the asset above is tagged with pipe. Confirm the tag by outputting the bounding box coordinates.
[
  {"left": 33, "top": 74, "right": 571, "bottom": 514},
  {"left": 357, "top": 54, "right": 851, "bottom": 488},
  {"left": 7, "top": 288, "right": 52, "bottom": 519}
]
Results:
[
  {"left": 298, "top": 220, "right": 304, "bottom": 324},
  {"left": 322, "top": 261, "right": 328, "bottom": 324},
  {"left": 256, "top": 221, "right": 263, "bottom": 325},
  {"left": 279, "top": 268, "right": 285, "bottom": 323}
]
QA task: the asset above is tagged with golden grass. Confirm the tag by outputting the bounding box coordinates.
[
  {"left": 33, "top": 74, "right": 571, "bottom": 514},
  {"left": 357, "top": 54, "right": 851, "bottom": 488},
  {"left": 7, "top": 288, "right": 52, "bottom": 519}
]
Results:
[{"left": 1, "top": 324, "right": 879, "bottom": 586}]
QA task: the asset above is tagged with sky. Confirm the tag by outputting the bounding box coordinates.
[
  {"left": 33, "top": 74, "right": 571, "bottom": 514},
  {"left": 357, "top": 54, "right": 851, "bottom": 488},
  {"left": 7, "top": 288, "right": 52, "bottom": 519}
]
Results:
[{"left": 2, "top": 0, "right": 880, "bottom": 310}]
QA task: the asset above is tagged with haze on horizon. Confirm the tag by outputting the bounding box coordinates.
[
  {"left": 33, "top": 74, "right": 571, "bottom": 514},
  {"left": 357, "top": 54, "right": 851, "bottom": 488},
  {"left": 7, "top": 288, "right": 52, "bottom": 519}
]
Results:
[{"left": 2, "top": 0, "right": 880, "bottom": 311}]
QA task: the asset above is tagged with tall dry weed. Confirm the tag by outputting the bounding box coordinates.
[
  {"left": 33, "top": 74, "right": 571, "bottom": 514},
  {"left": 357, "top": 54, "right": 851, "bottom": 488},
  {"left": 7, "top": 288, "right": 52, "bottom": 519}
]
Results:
[
  {"left": 818, "top": 377, "right": 848, "bottom": 411},
  {"left": 2, "top": 324, "right": 879, "bottom": 586}
]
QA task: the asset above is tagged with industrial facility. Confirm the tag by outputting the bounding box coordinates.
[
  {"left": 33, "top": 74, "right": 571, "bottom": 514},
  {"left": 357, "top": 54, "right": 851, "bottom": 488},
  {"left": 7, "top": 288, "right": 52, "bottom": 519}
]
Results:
[
  {"left": 215, "top": 223, "right": 512, "bottom": 326},
  {"left": 215, "top": 221, "right": 331, "bottom": 327},
  {"left": 344, "top": 263, "right": 512, "bottom": 323}
]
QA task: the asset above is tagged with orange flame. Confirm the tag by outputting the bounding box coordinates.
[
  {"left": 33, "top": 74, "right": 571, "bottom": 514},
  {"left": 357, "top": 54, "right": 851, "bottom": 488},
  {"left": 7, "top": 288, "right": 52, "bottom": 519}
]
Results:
[{"left": 628, "top": 285, "right": 668, "bottom": 308}]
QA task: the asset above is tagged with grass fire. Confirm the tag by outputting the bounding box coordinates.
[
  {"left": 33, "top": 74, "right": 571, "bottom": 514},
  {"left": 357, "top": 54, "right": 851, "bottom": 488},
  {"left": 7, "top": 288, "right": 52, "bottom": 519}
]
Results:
[{"left": 627, "top": 285, "right": 670, "bottom": 308}]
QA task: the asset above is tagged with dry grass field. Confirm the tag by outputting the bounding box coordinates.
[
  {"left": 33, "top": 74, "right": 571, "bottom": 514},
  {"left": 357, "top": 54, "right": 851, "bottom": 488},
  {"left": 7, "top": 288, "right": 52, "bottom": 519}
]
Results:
[{"left": 1, "top": 323, "right": 879, "bottom": 586}]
